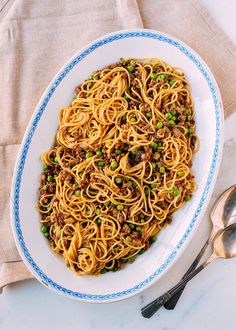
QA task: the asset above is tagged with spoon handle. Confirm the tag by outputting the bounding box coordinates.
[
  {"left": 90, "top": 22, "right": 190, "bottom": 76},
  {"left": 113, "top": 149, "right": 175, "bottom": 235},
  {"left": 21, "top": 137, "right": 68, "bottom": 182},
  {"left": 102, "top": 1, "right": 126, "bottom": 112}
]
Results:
[
  {"left": 164, "top": 235, "right": 211, "bottom": 310},
  {"left": 141, "top": 261, "right": 208, "bottom": 318}
]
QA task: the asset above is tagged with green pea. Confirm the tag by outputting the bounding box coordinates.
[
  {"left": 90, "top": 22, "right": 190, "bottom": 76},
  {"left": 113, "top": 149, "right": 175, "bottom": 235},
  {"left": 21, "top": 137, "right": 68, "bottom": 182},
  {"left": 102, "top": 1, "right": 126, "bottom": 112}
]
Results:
[
  {"left": 144, "top": 188, "right": 149, "bottom": 195},
  {"left": 156, "top": 121, "right": 163, "bottom": 129},
  {"left": 127, "top": 180, "right": 133, "bottom": 186},
  {"left": 115, "top": 178, "right": 122, "bottom": 184},
  {"left": 111, "top": 268, "right": 118, "bottom": 272},
  {"left": 169, "top": 120, "right": 175, "bottom": 126},
  {"left": 149, "top": 235, "right": 157, "bottom": 243},
  {"left": 72, "top": 183, "right": 77, "bottom": 189},
  {"left": 150, "top": 184, "right": 156, "bottom": 189},
  {"left": 86, "top": 152, "right": 93, "bottom": 158},
  {"left": 79, "top": 172, "right": 83, "bottom": 178},
  {"left": 75, "top": 189, "right": 81, "bottom": 197},
  {"left": 171, "top": 109, "right": 177, "bottom": 116},
  {"left": 87, "top": 75, "right": 93, "bottom": 80},
  {"left": 94, "top": 75, "right": 100, "bottom": 80},
  {"left": 125, "top": 236, "right": 132, "bottom": 243},
  {"left": 150, "top": 141, "right": 155, "bottom": 148},
  {"left": 41, "top": 225, "right": 48, "bottom": 234},
  {"left": 115, "top": 149, "right": 122, "bottom": 155},
  {"left": 97, "top": 218, "right": 102, "bottom": 225},
  {"left": 127, "top": 65, "right": 135, "bottom": 72},
  {"left": 168, "top": 79, "right": 175, "bottom": 86},
  {"left": 128, "top": 257, "right": 135, "bottom": 264},
  {"left": 177, "top": 171, "right": 184, "bottom": 177},
  {"left": 141, "top": 219, "right": 145, "bottom": 223},
  {"left": 87, "top": 82, "right": 93, "bottom": 89},
  {"left": 117, "top": 204, "right": 124, "bottom": 211},
  {"left": 130, "top": 117, "right": 137, "bottom": 123},
  {"left": 173, "top": 189, "right": 180, "bottom": 196},
  {"left": 43, "top": 164, "right": 48, "bottom": 171},
  {"left": 150, "top": 73, "right": 158, "bottom": 79},
  {"left": 98, "top": 161, "right": 105, "bottom": 167},
  {"left": 47, "top": 175, "right": 53, "bottom": 182},
  {"left": 185, "top": 128, "right": 191, "bottom": 136},
  {"left": 131, "top": 149, "right": 138, "bottom": 155},
  {"left": 96, "top": 150, "right": 103, "bottom": 157},
  {"left": 159, "top": 166, "right": 165, "bottom": 173},
  {"left": 165, "top": 113, "right": 172, "bottom": 120},
  {"left": 184, "top": 109, "right": 191, "bottom": 115},
  {"left": 111, "top": 160, "right": 118, "bottom": 168},
  {"left": 158, "top": 74, "right": 165, "bottom": 80},
  {"left": 42, "top": 185, "right": 47, "bottom": 191},
  {"left": 138, "top": 248, "right": 145, "bottom": 255},
  {"left": 150, "top": 141, "right": 157, "bottom": 149},
  {"left": 96, "top": 208, "right": 101, "bottom": 215},
  {"left": 44, "top": 232, "right": 49, "bottom": 238},
  {"left": 171, "top": 116, "right": 177, "bottom": 121},
  {"left": 185, "top": 194, "right": 191, "bottom": 201},
  {"left": 151, "top": 162, "right": 157, "bottom": 169},
  {"left": 128, "top": 223, "right": 135, "bottom": 230},
  {"left": 145, "top": 112, "right": 152, "bottom": 118},
  {"left": 100, "top": 268, "right": 107, "bottom": 274},
  {"left": 136, "top": 226, "right": 142, "bottom": 233}
]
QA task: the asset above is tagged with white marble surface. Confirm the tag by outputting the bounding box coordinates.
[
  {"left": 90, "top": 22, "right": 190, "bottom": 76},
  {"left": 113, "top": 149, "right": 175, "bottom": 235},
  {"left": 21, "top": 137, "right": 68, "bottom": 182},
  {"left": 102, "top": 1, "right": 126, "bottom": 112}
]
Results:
[{"left": 1, "top": 1, "right": 236, "bottom": 330}]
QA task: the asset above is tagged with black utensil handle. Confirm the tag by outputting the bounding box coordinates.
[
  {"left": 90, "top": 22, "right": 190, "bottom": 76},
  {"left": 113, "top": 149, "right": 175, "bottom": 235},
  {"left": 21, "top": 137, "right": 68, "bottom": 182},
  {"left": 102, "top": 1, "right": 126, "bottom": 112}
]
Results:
[
  {"left": 140, "top": 291, "right": 171, "bottom": 318},
  {"left": 164, "top": 236, "right": 210, "bottom": 310},
  {"left": 141, "top": 264, "right": 205, "bottom": 318}
]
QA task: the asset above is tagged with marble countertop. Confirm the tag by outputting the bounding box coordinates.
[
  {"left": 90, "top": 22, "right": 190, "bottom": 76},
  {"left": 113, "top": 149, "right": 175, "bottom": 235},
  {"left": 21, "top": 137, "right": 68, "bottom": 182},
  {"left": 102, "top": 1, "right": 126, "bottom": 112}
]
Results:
[{"left": 1, "top": 1, "right": 236, "bottom": 329}]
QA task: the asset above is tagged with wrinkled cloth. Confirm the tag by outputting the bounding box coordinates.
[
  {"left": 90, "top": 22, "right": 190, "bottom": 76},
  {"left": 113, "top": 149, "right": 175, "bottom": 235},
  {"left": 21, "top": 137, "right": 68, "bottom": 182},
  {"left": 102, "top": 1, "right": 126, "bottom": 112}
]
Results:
[{"left": 0, "top": 0, "right": 235, "bottom": 291}]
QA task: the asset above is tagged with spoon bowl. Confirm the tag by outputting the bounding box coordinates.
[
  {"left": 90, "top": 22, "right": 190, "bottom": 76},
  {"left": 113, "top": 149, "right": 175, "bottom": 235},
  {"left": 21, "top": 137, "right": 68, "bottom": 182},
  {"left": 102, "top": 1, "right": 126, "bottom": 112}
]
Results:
[
  {"left": 213, "top": 223, "right": 236, "bottom": 259},
  {"left": 211, "top": 185, "right": 236, "bottom": 234},
  {"left": 222, "top": 188, "right": 236, "bottom": 228}
]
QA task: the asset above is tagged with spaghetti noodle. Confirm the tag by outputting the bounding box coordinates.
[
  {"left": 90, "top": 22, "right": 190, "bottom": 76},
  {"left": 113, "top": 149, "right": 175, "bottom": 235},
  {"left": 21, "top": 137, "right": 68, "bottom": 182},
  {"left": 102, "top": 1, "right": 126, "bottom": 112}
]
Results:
[{"left": 38, "top": 58, "right": 197, "bottom": 275}]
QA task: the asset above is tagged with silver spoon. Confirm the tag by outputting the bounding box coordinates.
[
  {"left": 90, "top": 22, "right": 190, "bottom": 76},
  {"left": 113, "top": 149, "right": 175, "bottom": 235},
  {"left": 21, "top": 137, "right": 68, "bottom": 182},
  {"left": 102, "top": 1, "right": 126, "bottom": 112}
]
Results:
[
  {"left": 141, "top": 185, "right": 236, "bottom": 317},
  {"left": 164, "top": 184, "right": 236, "bottom": 309},
  {"left": 141, "top": 223, "right": 236, "bottom": 318}
]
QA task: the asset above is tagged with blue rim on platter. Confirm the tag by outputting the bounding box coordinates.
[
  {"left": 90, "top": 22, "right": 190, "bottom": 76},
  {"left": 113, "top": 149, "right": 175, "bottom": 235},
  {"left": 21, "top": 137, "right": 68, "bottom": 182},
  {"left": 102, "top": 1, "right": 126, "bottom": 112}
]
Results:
[{"left": 11, "top": 29, "right": 223, "bottom": 302}]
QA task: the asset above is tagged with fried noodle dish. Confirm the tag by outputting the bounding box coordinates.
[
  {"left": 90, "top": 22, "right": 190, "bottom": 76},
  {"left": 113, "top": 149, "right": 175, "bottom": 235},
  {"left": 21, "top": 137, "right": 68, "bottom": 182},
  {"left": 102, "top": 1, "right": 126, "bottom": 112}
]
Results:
[{"left": 38, "top": 57, "right": 198, "bottom": 275}]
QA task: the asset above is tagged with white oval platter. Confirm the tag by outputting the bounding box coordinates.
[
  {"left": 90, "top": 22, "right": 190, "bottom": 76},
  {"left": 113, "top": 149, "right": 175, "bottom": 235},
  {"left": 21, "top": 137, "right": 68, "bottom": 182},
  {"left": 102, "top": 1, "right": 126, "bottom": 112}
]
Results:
[{"left": 10, "top": 29, "right": 223, "bottom": 303}]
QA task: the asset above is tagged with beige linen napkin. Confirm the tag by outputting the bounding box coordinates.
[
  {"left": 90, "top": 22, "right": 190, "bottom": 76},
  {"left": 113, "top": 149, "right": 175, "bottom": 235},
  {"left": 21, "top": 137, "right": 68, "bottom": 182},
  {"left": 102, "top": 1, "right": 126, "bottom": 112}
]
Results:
[
  {"left": 0, "top": 0, "right": 143, "bottom": 292},
  {"left": 0, "top": 0, "right": 235, "bottom": 291}
]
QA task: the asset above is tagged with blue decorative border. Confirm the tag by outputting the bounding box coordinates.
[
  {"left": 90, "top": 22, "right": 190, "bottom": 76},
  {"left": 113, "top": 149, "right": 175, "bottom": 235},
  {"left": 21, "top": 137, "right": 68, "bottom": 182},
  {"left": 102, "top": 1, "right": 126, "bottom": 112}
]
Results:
[{"left": 12, "top": 30, "right": 222, "bottom": 301}]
